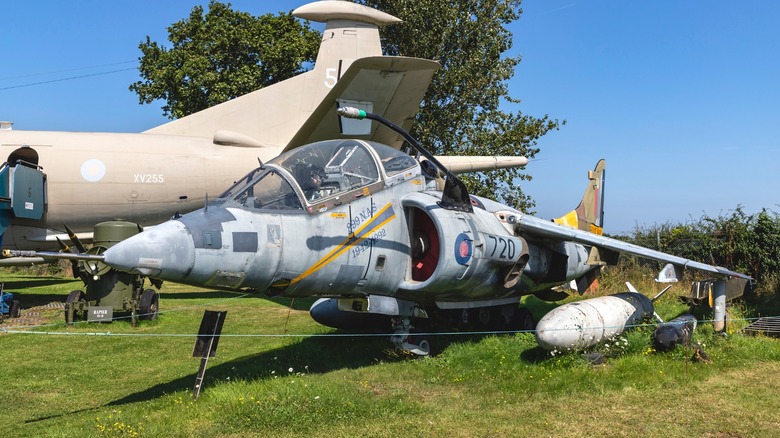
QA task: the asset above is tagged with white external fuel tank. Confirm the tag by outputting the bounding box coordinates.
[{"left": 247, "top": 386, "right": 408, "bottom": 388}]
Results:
[{"left": 535, "top": 292, "right": 654, "bottom": 351}]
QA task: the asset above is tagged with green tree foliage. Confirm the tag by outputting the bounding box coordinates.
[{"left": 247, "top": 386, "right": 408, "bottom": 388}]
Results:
[
  {"left": 356, "top": 0, "right": 562, "bottom": 212},
  {"left": 129, "top": 1, "right": 321, "bottom": 119},
  {"left": 619, "top": 207, "right": 780, "bottom": 286}
]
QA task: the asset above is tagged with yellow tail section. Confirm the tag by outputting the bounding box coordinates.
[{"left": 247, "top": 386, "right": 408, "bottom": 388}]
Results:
[{"left": 553, "top": 159, "right": 606, "bottom": 235}]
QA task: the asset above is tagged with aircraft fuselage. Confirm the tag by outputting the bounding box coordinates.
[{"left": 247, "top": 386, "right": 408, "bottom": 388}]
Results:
[
  {"left": 102, "top": 139, "right": 597, "bottom": 304},
  {"left": 0, "top": 130, "right": 283, "bottom": 249}
]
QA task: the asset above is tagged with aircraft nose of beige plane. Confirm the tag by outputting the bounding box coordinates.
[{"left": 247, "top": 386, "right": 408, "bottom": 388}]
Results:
[{"left": 103, "top": 220, "right": 196, "bottom": 281}]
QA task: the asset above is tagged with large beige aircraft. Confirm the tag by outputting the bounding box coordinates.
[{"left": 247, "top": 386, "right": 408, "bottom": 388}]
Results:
[{"left": 0, "top": 1, "right": 527, "bottom": 254}]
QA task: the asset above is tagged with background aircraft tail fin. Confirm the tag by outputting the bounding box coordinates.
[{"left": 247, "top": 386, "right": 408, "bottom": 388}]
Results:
[
  {"left": 553, "top": 159, "right": 605, "bottom": 235},
  {"left": 145, "top": 1, "right": 401, "bottom": 147}
]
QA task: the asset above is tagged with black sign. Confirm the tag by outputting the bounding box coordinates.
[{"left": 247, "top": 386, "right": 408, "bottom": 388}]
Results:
[
  {"left": 192, "top": 310, "right": 227, "bottom": 400},
  {"left": 192, "top": 310, "right": 227, "bottom": 358}
]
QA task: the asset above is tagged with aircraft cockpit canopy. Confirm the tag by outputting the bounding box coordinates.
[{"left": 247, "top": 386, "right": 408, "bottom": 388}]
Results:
[{"left": 219, "top": 139, "right": 418, "bottom": 212}]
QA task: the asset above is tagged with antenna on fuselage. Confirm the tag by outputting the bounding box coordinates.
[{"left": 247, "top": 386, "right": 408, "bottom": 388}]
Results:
[{"left": 336, "top": 106, "right": 473, "bottom": 213}]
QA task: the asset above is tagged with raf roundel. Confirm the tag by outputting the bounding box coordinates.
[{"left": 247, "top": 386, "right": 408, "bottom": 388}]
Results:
[
  {"left": 80, "top": 159, "right": 106, "bottom": 182},
  {"left": 454, "top": 233, "right": 472, "bottom": 265}
]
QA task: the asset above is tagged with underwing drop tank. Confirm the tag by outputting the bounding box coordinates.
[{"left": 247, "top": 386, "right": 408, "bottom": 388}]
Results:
[{"left": 535, "top": 292, "right": 654, "bottom": 351}]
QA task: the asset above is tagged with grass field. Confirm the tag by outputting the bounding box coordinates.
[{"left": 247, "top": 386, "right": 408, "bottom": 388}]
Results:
[{"left": 1, "top": 271, "right": 779, "bottom": 437}]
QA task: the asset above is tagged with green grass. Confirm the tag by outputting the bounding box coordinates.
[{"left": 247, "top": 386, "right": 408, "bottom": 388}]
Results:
[{"left": 1, "top": 272, "right": 780, "bottom": 437}]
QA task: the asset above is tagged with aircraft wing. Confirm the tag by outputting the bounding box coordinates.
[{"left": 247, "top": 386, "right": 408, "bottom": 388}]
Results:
[
  {"left": 516, "top": 215, "right": 752, "bottom": 280},
  {"left": 284, "top": 56, "right": 439, "bottom": 151}
]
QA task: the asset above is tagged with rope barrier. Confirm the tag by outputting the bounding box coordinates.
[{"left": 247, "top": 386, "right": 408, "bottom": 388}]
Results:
[
  {"left": 2, "top": 291, "right": 252, "bottom": 331},
  {"left": 1, "top": 316, "right": 771, "bottom": 339}
]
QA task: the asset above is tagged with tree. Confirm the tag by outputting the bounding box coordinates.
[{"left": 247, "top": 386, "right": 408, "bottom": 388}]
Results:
[
  {"left": 129, "top": 1, "right": 321, "bottom": 119},
  {"left": 356, "top": 0, "right": 562, "bottom": 212},
  {"left": 131, "top": 0, "right": 561, "bottom": 211},
  {"left": 750, "top": 209, "right": 780, "bottom": 279}
]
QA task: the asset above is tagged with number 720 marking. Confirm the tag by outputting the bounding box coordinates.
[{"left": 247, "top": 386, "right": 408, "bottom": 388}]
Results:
[{"left": 486, "top": 234, "right": 518, "bottom": 260}]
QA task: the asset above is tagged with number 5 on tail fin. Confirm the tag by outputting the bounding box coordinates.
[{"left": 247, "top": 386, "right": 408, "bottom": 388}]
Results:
[{"left": 553, "top": 159, "right": 606, "bottom": 235}]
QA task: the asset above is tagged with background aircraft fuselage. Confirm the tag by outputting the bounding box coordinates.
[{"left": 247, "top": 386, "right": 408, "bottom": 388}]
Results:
[{"left": 0, "top": 130, "right": 281, "bottom": 249}]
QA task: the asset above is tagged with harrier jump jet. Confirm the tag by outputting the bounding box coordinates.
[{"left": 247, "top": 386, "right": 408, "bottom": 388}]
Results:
[{"left": 17, "top": 108, "right": 749, "bottom": 355}]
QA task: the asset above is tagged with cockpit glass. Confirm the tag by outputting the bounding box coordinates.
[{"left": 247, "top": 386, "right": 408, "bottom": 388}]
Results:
[
  {"left": 273, "top": 140, "right": 381, "bottom": 203},
  {"left": 231, "top": 170, "right": 303, "bottom": 210},
  {"left": 373, "top": 144, "right": 418, "bottom": 176},
  {"left": 219, "top": 167, "right": 261, "bottom": 199},
  {"left": 217, "top": 140, "right": 420, "bottom": 212}
]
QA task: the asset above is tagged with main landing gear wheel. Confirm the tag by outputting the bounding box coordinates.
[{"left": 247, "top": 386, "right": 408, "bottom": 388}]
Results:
[{"left": 139, "top": 289, "right": 159, "bottom": 321}]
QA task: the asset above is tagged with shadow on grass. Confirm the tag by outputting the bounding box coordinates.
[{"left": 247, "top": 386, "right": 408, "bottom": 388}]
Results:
[
  {"left": 159, "top": 291, "right": 247, "bottom": 301},
  {"left": 106, "top": 334, "right": 393, "bottom": 406},
  {"left": 105, "top": 331, "right": 484, "bottom": 407},
  {"left": 157, "top": 291, "right": 316, "bottom": 311},
  {"left": 22, "top": 328, "right": 527, "bottom": 425},
  {"left": 2, "top": 277, "right": 78, "bottom": 289},
  {"left": 22, "top": 334, "right": 393, "bottom": 424},
  {"left": 745, "top": 299, "right": 780, "bottom": 320},
  {"left": 104, "top": 331, "right": 510, "bottom": 408},
  {"left": 8, "top": 293, "right": 70, "bottom": 308},
  {"left": 267, "top": 296, "right": 318, "bottom": 311},
  {"left": 519, "top": 346, "right": 552, "bottom": 364},
  {"left": 3, "top": 278, "right": 81, "bottom": 308}
]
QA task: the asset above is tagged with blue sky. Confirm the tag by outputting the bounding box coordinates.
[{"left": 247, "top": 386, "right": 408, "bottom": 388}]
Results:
[{"left": 3, "top": 1, "right": 778, "bottom": 234}]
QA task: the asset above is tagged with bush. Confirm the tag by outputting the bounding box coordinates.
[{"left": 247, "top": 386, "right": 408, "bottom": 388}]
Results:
[{"left": 613, "top": 206, "right": 780, "bottom": 296}]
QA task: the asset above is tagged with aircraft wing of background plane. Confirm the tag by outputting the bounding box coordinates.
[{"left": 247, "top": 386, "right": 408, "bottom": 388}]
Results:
[{"left": 516, "top": 215, "right": 752, "bottom": 281}]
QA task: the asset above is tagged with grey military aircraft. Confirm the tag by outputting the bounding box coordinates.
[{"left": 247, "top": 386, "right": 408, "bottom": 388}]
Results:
[
  {"left": 0, "top": 1, "right": 525, "bottom": 256},
  {"left": 12, "top": 107, "right": 750, "bottom": 355}
]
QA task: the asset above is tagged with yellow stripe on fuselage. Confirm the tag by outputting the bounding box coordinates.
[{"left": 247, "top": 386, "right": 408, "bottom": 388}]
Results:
[{"left": 290, "top": 203, "right": 395, "bottom": 285}]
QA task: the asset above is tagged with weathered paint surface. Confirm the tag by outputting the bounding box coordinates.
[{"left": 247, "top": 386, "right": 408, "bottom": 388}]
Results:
[{"left": 535, "top": 292, "right": 654, "bottom": 351}]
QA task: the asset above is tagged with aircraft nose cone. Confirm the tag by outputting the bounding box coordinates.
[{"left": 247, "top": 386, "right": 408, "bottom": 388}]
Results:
[{"left": 104, "top": 220, "right": 195, "bottom": 281}]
